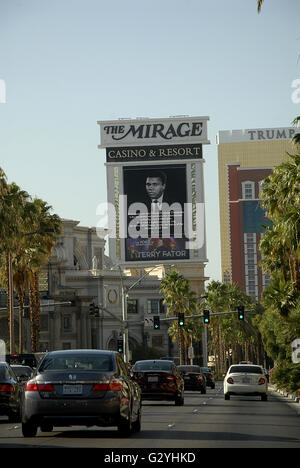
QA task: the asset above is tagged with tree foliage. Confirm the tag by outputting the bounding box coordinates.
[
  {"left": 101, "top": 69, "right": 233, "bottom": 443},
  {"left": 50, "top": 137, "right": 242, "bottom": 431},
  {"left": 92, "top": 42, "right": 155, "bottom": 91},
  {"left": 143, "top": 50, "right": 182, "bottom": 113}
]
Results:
[{"left": 0, "top": 167, "right": 62, "bottom": 352}]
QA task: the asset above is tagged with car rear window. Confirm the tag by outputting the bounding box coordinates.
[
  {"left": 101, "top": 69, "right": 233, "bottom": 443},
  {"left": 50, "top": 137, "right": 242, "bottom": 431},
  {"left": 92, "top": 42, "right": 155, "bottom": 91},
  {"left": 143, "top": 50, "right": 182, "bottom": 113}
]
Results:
[
  {"left": 178, "top": 365, "right": 201, "bottom": 373},
  {"left": 134, "top": 361, "right": 173, "bottom": 371},
  {"left": 39, "top": 354, "right": 114, "bottom": 372},
  {"left": 11, "top": 366, "right": 32, "bottom": 377},
  {"left": 229, "top": 366, "right": 263, "bottom": 374}
]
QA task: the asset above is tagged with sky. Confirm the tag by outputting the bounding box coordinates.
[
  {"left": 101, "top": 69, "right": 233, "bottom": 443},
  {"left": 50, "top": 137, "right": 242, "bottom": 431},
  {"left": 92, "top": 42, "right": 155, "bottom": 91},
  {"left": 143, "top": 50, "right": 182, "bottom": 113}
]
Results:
[{"left": 0, "top": 0, "right": 300, "bottom": 282}]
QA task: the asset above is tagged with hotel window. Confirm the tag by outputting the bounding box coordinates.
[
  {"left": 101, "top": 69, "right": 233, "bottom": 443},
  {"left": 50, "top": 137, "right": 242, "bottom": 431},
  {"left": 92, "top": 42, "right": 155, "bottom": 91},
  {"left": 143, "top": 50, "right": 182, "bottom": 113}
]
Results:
[
  {"left": 151, "top": 335, "right": 164, "bottom": 349},
  {"left": 63, "top": 315, "right": 72, "bottom": 331},
  {"left": 147, "top": 299, "right": 164, "bottom": 314},
  {"left": 40, "top": 315, "right": 49, "bottom": 332},
  {"left": 242, "top": 181, "right": 255, "bottom": 200},
  {"left": 127, "top": 299, "right": 138, "bottom": 314},
  {"left": 244, "top": 233, "right": 258, "bottom": 300}
]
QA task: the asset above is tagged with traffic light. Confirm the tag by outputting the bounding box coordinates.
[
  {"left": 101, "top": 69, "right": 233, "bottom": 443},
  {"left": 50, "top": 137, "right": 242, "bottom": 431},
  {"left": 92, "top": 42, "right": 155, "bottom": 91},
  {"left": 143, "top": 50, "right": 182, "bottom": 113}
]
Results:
[
  {"left": 178, "top": 313, "right": 185, "bottom": 327},
  {"left": 117, "top": 338, "right": 123, "bottom": 353},
  {"left": 237, "top": 305, "right": 245, "bottom": 320},
  {"left": 89, "top": 302, "right": 95, "bottom": 316},
  {"left": 203, "top": 309, "right": 210, "bottom": 324},
  {"left": 153, "top": 316, "right": 160, "bottom": 330},
  {"left": 94, "top": 305, "right": 100, "bottom": 317}
]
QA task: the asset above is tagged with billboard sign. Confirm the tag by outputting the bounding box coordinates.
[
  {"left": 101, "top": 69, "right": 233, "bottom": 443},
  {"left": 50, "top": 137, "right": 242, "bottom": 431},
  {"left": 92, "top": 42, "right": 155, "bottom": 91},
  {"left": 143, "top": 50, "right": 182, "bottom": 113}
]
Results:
[
  {"left": 98, "top": 116, "right": 210, "bottom": 148},
  {"left": 243, "top": 201, "right": 272, "bottom": 233},
  {"left": 106, "top": 144, "right": 202, "bottom": 163},
  {"left": 98, "top": 116, "right": 209, "bottom": 265},
  {"left": 123, "top": 164, "right": 189, "bottom": 262}
]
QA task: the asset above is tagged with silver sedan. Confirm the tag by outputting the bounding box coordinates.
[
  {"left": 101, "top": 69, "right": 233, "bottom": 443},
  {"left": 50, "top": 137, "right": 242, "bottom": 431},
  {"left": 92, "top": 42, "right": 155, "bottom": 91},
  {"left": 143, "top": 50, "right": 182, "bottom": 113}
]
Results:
[{"left": 22, "top": 349, "right": 142, "bottom": 437}]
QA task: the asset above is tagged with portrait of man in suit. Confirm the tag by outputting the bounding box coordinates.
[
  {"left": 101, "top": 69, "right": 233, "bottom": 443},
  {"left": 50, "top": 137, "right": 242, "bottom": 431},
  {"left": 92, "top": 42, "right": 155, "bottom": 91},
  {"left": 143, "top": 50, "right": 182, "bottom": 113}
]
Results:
[
  {"left": 123, "top": 164, "right": 189, "bottom": 262},
  {"left": 145, "top": 169, "right": 167, "bottom": 212}
]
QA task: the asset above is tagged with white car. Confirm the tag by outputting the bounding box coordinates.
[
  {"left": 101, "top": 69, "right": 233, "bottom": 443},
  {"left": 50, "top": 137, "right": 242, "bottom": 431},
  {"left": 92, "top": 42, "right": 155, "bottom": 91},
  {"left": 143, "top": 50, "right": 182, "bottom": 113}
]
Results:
[{"left": 224, "top": 364, "right": 268, "bottom": 401}]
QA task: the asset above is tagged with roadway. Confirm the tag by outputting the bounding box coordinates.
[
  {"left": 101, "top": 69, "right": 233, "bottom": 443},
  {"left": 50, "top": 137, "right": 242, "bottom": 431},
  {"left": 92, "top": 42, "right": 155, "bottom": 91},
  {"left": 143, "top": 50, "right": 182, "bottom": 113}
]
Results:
[{"left": 0, "top": 383, "right": 299, "bottom": 450}]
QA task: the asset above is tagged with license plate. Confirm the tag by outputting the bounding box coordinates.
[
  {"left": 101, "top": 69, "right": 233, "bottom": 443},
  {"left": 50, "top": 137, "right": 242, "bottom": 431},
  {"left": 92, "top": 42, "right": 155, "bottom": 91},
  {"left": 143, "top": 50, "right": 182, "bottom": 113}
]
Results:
[
  {"left": 242, "top": 377, "right": 250, "bottom": 383},
  {"left": 148, "top": 376, "right": 158, "bottom": 382},
  {"left": 184, "top": 376, "right": 190, "bottom": 380},
  {"left": 63, "top": 384, "right": 83, "bottom": 395}
]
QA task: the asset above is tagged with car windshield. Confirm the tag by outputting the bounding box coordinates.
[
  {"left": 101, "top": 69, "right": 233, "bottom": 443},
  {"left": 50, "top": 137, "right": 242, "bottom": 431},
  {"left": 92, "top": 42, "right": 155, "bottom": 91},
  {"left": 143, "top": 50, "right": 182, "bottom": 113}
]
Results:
[
  {"left": 229, "top": 366, "right": 263, "bottom": 374},
  {"left": 39, "top": 353, "right": 114, "bottom": 372},
  {"left": 134, "top": 361, "right": 173, "bottom": 371}
]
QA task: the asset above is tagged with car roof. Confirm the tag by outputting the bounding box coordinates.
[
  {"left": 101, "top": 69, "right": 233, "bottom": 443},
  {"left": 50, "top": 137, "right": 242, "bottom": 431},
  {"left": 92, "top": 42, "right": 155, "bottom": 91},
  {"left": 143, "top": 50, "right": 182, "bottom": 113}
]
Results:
[
  {"left": 42, "top": 349, "right": 117, "bottom": 356},
  {"left": 135, "top": 359, "right": 174, "bottom": 364},
  {"left": 228, "top": 364, "right": 263, "bottom": 371},
  {"left": 229, "top": 364, "right": 262, "bottom": 367}
]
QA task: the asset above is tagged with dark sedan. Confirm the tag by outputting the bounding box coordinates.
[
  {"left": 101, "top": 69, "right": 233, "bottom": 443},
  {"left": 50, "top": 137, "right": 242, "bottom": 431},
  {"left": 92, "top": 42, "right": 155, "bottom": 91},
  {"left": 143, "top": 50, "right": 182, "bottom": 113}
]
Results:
[
  {"left": 132, "top": 360, "right": 184, "bottom": 406},
  {"left": 178, "top": 365, "right": 206, "bottom": 394},
  {"left": 0, "top": 362, "right": 23, "bottom": 422},
  {"left": 201, "top": 367, "right": 215, "bottom": 389},
  {"left": 21, "top": 349, "right": 142, "bottom": 437}
]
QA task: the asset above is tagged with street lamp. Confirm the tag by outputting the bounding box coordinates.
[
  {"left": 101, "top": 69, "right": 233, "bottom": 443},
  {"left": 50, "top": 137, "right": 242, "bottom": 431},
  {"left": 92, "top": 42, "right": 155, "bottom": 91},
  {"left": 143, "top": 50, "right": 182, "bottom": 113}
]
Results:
[{"left": 111, "top": 264, "right": 160, "bottom": 363}]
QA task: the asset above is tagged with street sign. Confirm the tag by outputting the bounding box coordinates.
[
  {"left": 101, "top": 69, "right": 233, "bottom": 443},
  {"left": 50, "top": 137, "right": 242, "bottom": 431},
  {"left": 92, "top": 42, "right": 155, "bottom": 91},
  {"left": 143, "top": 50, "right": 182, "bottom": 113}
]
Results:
[{"left": 144, "top": 317, "right": 154, "bottom": 328}]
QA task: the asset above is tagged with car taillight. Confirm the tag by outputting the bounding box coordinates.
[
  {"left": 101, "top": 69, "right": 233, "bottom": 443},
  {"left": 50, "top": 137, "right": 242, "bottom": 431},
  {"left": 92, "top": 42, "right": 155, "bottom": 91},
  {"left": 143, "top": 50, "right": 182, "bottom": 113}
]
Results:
[
  {"left": 166, "top": 374, "right": 178, "bottom": 381},
  {"left": 92, "top": 381, "right": 122, "bottom": 391},
  {"left": 227, "top": 377, "right": 234, "bottom": 384},
  {"left": 25, "top": 382, "right": 38, "bottom": 391},
  {"left": 25, "top": 383, "right": 55, "bottom": 392},
  {"left": 258, "top": 378, "right": 265, "bottom": 385},
  {"left": 0, "top": 384, "right": 14, "bottom": 392}
]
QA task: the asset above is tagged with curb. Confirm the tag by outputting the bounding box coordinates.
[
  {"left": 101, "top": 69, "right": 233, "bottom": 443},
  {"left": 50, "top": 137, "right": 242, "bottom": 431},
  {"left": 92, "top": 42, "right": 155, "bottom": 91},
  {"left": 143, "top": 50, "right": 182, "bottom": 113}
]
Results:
[{"left": 269, "top": 384, "right": 300, "bottom": 404}]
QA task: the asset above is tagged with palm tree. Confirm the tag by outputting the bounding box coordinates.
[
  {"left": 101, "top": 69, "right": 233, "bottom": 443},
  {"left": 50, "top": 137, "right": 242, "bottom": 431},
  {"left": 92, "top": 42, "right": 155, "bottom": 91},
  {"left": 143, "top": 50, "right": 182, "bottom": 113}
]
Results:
[
  {"left": 257, "top": 0, "right": 264, "bottom": 13},
  {"left": 160, "top": 269, "right": 196, "bottom": 364},
  {"left": 0, "top": 168, "right": 61, "bottom": 353},
  {"left": 23, "top": 198, "right": 61, "bottom": 352},
  {"left": 260, "top": 152, "right": 300, "bottom": 292},
  {"left": 292, "top": 117, "right": 300, "bottom": 145},
  {"left": 0, "top": 170, "right": 31, "bottom": 352}
]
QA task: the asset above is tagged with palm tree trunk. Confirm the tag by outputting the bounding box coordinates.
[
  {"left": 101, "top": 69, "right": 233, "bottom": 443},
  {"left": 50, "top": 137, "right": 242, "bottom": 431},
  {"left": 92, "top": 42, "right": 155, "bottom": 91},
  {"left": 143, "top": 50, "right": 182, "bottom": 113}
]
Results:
[
  {"left": 5, "top": 253, "right": 15, "bottom": 354},
  {"left": 18, "top": 291, "right": 24, "bottom": 353},
  {"left": 29, "top": 271, "right": 41, "bottom": 353}
]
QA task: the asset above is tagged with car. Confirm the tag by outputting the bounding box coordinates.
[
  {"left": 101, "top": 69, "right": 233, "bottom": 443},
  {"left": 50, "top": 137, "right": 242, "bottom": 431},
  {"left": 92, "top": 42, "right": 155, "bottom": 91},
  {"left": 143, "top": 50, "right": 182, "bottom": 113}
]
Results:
[
  {"left": 6, "top": 353, "right": 38, "bottom": 368},
  {"left": 132, "top": 359, "right": 184, "bottom": 406},
  {"left": 21, "top": 349, "right": 142, "bottom": 437},
  {"left": 177, "top": 365, "right": 206, "bottom": 394},
  {"left": 200, "top": 367, "right": 215, "bottom": 389},
  {"left": 224, "top": 364, "right": 268, "bottom": 401},
  {"left": 11, "top": 365, "right": 33, "bottom": 383},
  {"left": 0, "top": 361, "right": 23, "bottom": 422}
]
